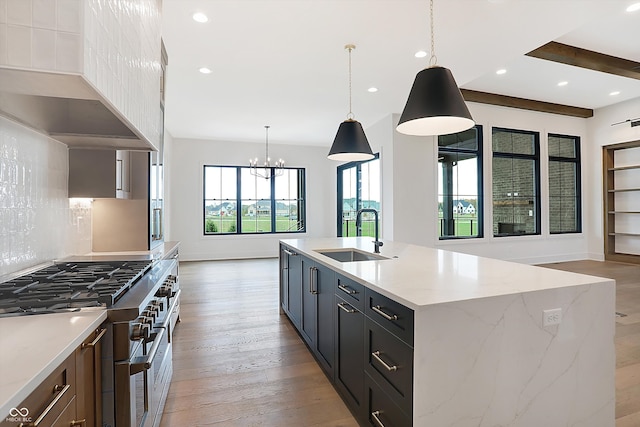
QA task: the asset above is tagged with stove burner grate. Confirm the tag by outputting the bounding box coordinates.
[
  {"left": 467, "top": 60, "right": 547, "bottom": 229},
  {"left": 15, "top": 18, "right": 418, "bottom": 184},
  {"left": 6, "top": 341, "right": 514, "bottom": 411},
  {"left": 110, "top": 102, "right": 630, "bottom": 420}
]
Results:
[{"left": 0, "top": 260, "right": 153, "bottom": 316}]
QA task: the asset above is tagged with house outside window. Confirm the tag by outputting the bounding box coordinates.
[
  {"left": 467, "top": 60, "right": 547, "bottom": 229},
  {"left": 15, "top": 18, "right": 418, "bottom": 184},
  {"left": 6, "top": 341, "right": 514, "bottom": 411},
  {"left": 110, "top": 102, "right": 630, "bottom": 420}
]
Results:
[
  {"left": 492, "top": 128, "right": 541, "bottom": 236},
  {"left": 548, "top": 134, "right": 581, "bottom": 233},
  {"left": 337, "top": 155, "right": 380, "bottom": 237},
  {"left": 438, "top": 126, "right": 483, "bottom": 239},
  {"left": 203, "top": 165, "right": 305, "bottom": 235}
]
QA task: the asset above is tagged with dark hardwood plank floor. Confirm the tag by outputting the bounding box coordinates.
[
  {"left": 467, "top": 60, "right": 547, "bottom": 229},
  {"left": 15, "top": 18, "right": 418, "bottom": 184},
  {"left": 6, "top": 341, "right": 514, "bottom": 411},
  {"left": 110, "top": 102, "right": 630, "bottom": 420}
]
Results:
[{"left": 161, "top": 258, "right": 640, "bottom": 426}]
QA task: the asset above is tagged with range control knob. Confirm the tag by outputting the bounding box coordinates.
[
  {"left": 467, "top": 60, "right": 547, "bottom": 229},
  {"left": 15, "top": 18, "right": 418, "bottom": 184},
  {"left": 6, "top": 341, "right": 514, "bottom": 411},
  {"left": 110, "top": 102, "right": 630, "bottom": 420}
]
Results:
[
  {"left": 130, "top": 323, "right": 150, "bottom": 341},
  {"left": 141, "top": 309, "right": 157, "bottom": 321},
  {"left": 151, "top": 300, "right": 164, "bottom": 311},
  {"left": 155, "top": 285, "right": 172, "bottom": 297}
]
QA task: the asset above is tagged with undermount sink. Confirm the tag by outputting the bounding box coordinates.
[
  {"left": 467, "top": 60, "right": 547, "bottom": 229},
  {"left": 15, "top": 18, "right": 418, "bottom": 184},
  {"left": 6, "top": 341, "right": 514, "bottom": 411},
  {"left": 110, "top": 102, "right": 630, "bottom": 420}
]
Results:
[{"left": 315, "top": 248, "right": 389, "bottom": 262}]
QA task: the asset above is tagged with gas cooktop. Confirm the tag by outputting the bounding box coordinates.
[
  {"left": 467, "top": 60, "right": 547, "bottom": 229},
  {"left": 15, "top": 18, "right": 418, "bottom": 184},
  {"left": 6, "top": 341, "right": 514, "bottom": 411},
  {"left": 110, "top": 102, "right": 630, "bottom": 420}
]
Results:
[{"left": 0, "top": 260, "right": 153, "bottom": 317}]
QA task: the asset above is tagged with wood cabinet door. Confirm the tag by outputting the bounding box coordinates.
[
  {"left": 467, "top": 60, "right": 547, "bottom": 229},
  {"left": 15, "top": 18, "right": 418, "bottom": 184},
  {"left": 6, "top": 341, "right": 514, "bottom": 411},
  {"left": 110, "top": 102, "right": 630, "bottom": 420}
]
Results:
[{"left": 335, "top": 295, "right": 365, "bottom": 414}]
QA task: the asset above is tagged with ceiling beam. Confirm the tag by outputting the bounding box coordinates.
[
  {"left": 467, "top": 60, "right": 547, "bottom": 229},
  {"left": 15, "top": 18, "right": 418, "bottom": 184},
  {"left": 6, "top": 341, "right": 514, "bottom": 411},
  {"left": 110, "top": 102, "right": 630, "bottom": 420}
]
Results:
[
  {"left": 460, "top": 89, "right": 594, "bottom": 118},
  {"left": 526, "top": 41, "right": 640, "bottom": 80}
]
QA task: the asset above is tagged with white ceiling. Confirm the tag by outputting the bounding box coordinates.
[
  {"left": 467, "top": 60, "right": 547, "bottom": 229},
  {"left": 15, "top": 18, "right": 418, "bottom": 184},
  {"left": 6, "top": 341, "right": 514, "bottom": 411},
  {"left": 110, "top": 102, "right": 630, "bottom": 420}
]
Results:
[{"left": 161, "top": 0, "right": 640, "bottom": 147}]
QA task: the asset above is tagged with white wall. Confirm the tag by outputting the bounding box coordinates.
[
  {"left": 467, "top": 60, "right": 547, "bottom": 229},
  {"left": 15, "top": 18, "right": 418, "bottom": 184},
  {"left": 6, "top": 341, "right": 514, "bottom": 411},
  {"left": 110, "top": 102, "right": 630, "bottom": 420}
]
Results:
[
  {"left": 168, "top": 98, "right": 639, "bottom": 264},
  {"left": 367, "top": 104, "right": 593, "bottom": 264},
  {"left": 168, "top": 137, "right": 335, "bottom": 261},
  {"left": 0, "top": 115, "right": 92, "bottom": 278},
  {"left": 586, "top": 97, "right": 640, "bottom": 259}
]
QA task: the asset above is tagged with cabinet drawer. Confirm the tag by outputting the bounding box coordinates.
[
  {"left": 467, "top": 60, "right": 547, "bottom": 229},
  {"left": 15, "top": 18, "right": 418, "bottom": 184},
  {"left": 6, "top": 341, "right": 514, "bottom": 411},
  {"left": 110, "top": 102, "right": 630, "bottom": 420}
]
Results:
[
  {"left": 365, "top": 374, "right": 412, "bottom": 427},
  {"left": 366, "top": 318, "right": 413, "bottom": 414},
  {"left": 365, "top": 289, "right": 414, "bottom": 346},
  {"left": 1, "top": 353, "right": 76, "bottom": 427},
  {"left": 336, "top": 274, "right": 365, "bottom": 311}
]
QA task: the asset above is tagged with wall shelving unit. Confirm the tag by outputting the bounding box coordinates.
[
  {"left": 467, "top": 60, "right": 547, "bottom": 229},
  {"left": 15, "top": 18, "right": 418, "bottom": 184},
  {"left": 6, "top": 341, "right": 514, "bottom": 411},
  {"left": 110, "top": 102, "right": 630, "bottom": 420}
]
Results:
[{"left": 603, "top": 140, "right": 640, "bottom": 264}]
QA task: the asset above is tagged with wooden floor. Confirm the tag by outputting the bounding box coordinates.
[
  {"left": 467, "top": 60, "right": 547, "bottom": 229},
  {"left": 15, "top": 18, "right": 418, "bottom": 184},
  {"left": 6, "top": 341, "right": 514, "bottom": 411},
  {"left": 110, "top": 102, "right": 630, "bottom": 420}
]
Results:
[
  {"left": 160, "top": 259, "right": 358, "bottom": 426},
  {"left": 161, "top": 258, "right": 640, "bottom": 426}
]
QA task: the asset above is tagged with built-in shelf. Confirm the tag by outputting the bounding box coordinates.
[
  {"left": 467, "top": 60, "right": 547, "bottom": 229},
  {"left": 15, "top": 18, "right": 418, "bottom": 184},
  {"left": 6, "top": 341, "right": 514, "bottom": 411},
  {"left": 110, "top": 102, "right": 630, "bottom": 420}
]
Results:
[
  {"left": 603, "top": 141, "right": 640, "bottom": 264},
  {"left": 608, "top": 165, "right": 640, "bottom": 171},
  {"left": 607, "top": 188, "right": 640, "bottom": 192}
]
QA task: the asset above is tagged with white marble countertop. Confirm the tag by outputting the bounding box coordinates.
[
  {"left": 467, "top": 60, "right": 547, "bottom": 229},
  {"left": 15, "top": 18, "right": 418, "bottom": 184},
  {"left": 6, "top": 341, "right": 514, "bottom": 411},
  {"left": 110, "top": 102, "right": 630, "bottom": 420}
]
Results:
[
  {"left": 0, "top": 308, "right": 107, "bottom": 417},
  {"left": 281, "top": 237, "right": 612, "bottom": 310}
]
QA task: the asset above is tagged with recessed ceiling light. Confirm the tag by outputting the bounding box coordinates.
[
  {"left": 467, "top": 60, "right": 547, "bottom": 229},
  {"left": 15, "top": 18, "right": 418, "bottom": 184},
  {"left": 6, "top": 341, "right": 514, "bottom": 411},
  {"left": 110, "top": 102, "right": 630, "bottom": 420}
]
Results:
[
  {"left": 626, "top": 3, "right": 640, "bottom": 12},
  {"left": 368, "top": 87, "right": 378, "bottom": 93},
  {"left": 610, "top": 91, "right": 621, "bottom": 96},
  {"left": 414, "top": 51, "right": 428, "bottom": 58},
  {"left": 193, "top": 12, "right": 208, "bottom": 23},
  {"left": 199, "top": 67, "right": 212, "bottom": 74},
  {"left": 496, "top": 69, "right": 507, "bottom": 75},
  {"left": 557, "top": 81, "right": 568, "bottom": 87}
]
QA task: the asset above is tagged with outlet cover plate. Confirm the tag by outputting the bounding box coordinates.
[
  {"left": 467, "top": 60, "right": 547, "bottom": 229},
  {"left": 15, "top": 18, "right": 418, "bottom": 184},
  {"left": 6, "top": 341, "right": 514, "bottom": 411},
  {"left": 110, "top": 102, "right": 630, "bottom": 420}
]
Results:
[{"left": 543, "top": 308, "right": 562, "bottom": 327}]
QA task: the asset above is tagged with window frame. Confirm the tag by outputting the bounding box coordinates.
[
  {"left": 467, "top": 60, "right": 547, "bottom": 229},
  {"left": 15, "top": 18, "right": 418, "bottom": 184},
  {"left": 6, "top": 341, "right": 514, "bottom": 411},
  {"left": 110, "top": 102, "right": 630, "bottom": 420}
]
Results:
[
  {"left": 491, "top": 127, "right": 541, "bottom": 237},
  {"left": 438, "top": 125, "right": 484, "bottom": 240},
  {"left": 202, "top": 165, "right": 306, "bottom": 235},
  {"left": 548, "top": 133, "right": 582, "bottom": 234},
  {"left": 336, "top": 153, "right": 380, "bottom": 237}
]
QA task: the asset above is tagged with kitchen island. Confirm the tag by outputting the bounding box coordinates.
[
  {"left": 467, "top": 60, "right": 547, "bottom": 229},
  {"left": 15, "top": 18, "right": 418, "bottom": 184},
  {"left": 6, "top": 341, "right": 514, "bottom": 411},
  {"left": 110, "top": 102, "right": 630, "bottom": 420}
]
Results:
[{"left": 280, "top": 237, "right": 615, "bottom": 427}]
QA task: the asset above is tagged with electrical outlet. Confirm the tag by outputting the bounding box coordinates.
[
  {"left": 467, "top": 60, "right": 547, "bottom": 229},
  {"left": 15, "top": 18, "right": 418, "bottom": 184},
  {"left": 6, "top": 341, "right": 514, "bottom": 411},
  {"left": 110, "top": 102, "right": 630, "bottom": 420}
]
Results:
[{"left": 543, "top": 308, "right": 562, "bottom": 327}]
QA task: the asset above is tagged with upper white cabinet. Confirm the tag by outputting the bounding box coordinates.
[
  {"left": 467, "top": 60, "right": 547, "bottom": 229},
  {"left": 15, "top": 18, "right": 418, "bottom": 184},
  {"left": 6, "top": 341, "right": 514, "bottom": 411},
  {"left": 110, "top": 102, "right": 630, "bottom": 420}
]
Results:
[{"left": 0, "top": 0, "right": 163, "bottom": 151}]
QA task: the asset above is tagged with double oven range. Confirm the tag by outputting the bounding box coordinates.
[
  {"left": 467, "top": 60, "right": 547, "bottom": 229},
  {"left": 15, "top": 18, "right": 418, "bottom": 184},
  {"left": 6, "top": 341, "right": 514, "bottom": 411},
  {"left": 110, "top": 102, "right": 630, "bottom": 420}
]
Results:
[{"left": 0, "top": 254, "right": 180, "bottom": 427}]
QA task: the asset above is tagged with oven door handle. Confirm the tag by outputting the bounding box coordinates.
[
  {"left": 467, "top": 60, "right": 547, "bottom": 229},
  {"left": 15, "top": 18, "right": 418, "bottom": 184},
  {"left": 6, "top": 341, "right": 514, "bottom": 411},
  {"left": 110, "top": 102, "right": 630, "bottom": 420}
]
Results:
[
  {"left": 129, "top": 327, "right": 166, "bottom": 375},
  {"left": 162, "top": 289, "right": 181, "bottom": 331}
]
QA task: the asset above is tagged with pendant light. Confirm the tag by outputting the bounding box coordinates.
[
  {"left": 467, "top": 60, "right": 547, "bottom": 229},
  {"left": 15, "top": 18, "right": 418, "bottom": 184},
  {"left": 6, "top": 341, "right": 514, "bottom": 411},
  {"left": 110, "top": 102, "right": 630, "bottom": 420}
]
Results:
[
  {"left": 328, "top": 44, "right": 374, "bottom": 162},
  {"left": 249, "top": 125, "right": 284, "bottom": 179},
  {"left": 396, "top": 0, "right": 474, "bottom": 136}
]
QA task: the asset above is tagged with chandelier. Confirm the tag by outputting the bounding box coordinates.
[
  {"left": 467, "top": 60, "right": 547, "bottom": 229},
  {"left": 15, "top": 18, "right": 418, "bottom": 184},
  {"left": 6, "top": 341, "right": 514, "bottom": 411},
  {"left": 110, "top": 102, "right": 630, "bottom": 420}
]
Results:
[{"left": 249, "top": 125, "right": 284, "bottom": 179}]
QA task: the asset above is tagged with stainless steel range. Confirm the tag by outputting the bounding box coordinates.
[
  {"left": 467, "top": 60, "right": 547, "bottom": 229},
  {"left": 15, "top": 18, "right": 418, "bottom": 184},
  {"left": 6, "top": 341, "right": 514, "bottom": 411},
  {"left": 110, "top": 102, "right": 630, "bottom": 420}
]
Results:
[{"left": 0, "top": 257, "right": 180, "bottom": 427}]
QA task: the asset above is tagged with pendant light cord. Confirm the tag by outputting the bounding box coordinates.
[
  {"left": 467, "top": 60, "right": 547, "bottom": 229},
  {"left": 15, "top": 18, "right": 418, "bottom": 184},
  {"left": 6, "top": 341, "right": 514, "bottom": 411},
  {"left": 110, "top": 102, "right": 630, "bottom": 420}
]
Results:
[
  {"left": 346, "top": 44, "right": 355, "bottom": 120},
  {"left": 429, "top": 0, "right": 437, "bottom": 67},
  {"left": 265, "top": 125, "right": 269, "bottom": 162}
]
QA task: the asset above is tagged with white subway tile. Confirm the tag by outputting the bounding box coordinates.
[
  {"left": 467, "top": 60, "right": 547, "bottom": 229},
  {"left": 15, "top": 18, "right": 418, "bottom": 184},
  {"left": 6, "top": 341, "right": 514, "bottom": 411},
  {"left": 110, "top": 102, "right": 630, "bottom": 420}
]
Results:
[
  {"left": 0, "top": 0, "right": 7, "bottom": 24},
  {"left": 32, "top": 27, "right": 55, "bottom": 70},
  {"left": 6, "top": 0, "right": 30, "bottom": 26},
  {"left": 0, "top": 23, "right": 7, "bottom": 64},
  {"left": 6, "top": 24, "right": 31, "bottom": 67},
  {"left": 57, "top": 0, "right": 81, "bottom": 33},
  {"left": 55, "top": 31, "right": 81, "bottom": 72},
  {"left": 32, "top": 0, "right": 55, "bottom": 30}
]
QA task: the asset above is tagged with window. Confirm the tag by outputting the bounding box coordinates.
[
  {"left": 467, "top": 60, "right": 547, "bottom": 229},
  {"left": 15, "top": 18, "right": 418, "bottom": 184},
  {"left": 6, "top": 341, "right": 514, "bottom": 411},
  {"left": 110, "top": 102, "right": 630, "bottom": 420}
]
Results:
[
  {"left": 203, "top": 166, "right": 305, "bottom": 235},
  {"left": 548, "top": 134, "right": 581, "bottom": 233},
  {"left": 438, "top": 126, "right": 483, "bottom": 239},
  {"left": 337, "top": 155, "right": 380, "bottom": 237},
  {"left": 492, "top": 128, "right": 541, "bottom": 236}
]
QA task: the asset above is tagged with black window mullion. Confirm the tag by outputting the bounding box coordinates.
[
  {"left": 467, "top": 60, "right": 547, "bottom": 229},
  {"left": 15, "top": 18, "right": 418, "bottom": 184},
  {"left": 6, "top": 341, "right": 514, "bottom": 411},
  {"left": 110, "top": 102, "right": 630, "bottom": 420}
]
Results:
[
  {"left": 236, "top": 167, "right": 242, "bottom": 233},
  {"left": 270, "top": 168, "right": 276, "bottom": 230}
]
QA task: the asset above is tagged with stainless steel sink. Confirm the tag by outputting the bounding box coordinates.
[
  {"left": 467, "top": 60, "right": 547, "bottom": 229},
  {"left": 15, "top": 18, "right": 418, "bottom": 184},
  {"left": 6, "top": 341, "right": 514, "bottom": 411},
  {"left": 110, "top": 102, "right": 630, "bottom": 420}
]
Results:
[{"left": 315, "top": 248, "right": 389, "bottom": 262}]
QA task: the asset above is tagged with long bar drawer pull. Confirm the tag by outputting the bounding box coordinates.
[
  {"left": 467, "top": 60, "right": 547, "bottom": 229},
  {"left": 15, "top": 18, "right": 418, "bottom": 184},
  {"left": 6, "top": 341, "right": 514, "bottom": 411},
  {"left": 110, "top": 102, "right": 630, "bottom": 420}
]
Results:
[
  {"left": 338, "top": 284, "right": 357, "bottom": 295},
  {"left": 81, "top": 328, "right": 107, "bottom": 350},
  {"left": 371, "top": 351, "right": 398, "bottom": 372},
  {"left": 70, "top": 420, "right": 86, "bottom": 426},
  {"left": 26, "top": 384, "right": 71, "bottom": 426},
  {"left": 371, "top": 411, "right": 386, "bottom": 427},
  {"left": 283, "top": 249, "right": 297, "bottom": 256},
  {"left": 337, "top": 302, "right": 356, "bottom": 313},
  {"left": 372, "top": 305, "right": 398, "bottom": 321}
]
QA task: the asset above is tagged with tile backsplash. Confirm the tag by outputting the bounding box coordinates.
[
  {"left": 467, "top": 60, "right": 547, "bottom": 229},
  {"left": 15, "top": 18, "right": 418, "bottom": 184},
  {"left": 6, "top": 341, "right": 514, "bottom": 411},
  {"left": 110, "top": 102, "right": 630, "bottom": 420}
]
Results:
[{"left": 0, "top": 115, "right": 91, "bottom": 277}]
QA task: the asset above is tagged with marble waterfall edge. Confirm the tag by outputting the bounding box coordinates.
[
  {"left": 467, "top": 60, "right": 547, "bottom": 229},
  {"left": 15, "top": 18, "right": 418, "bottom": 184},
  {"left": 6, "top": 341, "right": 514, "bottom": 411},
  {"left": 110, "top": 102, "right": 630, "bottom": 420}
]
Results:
[{"left": 413, "top": 282, "right": 615, "bottom": 427}]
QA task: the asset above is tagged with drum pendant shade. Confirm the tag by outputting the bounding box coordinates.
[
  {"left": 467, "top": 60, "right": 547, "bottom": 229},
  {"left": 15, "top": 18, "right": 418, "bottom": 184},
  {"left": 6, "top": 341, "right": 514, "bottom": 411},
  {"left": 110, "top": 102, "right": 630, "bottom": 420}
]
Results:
[
  {"left": 396, "top": 66, "right": 474, "bottom": 136},
  {"left": 328, "top": 119, "right": 374, "bottom": 162}
]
